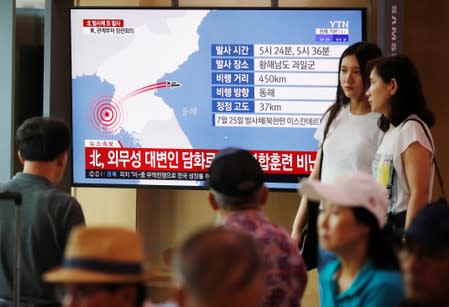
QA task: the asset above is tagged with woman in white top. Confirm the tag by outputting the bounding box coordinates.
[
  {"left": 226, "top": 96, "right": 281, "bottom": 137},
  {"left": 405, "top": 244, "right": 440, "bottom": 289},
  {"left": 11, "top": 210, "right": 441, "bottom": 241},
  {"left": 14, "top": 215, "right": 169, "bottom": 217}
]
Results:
[
  {"left": 366, "top": 55, "right": 435, "bottom": 231},
  {"left": 291, "top": 42, "right": 384, "bottom": 254}
]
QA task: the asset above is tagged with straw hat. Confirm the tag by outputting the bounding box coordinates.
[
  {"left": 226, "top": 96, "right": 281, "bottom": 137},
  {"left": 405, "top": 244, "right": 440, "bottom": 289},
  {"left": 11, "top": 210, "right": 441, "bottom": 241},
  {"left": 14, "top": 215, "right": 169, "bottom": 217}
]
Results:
[{"left": 43, "top": 225, "right": 155, "bottom": 283}]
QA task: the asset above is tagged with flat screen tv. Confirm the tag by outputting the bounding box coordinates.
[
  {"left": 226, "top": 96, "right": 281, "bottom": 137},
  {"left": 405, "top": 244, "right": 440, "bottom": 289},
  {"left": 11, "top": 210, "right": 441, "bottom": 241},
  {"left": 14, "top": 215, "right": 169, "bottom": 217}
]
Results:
[{"left": 70, "top": 7, "right": 366, "bottom": 191}]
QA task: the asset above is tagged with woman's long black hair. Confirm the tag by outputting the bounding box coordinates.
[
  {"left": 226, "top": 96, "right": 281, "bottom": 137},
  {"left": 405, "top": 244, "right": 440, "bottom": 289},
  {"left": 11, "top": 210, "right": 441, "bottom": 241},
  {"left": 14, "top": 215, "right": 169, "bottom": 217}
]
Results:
[{"left": 322, "top": 42, "right": 383, "bottom": 142}]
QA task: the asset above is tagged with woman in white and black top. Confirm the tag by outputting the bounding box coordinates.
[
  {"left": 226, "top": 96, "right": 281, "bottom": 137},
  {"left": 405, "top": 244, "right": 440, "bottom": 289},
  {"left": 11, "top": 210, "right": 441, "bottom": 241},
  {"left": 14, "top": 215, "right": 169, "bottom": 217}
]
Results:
[{"left": 367, "top": 55, "right": 435, "bottom": 232}]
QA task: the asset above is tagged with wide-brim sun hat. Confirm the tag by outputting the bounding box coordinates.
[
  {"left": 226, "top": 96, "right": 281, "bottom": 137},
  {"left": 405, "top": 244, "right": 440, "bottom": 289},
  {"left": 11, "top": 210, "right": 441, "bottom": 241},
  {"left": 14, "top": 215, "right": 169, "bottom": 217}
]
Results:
[{"left": 43, "top": 225, "right": 156, "bottom": 283}]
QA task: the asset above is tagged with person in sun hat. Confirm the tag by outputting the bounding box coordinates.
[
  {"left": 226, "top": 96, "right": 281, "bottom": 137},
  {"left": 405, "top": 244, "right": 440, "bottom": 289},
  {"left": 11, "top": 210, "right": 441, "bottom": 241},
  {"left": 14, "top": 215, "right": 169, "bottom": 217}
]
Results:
[
  {"left": 207, "top": 147, "right": 307, "bottom": 307},
  {"left": 43, "top": 225, "right": 155, "bottom": 307},
  {"left": 299, "top": 170, "right": 404, "bottom": 307}
]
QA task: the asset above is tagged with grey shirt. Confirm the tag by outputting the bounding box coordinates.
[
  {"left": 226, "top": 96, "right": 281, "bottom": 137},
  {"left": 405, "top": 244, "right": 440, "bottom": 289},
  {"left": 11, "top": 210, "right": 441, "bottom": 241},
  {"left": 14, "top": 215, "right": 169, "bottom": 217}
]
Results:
[{"left": 0, "top": 172, "right": 85, "bottom": 305}]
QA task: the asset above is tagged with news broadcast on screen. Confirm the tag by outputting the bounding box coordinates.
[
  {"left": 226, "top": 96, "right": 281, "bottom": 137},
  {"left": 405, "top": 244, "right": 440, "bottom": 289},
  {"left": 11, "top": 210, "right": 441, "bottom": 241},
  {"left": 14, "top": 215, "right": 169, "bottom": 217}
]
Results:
[{"left": 70, "top": 8, "right": 365, "bottom": 190}]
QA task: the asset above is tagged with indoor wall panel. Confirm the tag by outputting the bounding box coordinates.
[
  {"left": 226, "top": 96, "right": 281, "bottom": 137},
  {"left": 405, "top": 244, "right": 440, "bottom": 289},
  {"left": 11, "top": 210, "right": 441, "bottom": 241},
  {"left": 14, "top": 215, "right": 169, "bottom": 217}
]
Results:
[{"left": 404, "top": 0, "right": 449, "bottom": 201}]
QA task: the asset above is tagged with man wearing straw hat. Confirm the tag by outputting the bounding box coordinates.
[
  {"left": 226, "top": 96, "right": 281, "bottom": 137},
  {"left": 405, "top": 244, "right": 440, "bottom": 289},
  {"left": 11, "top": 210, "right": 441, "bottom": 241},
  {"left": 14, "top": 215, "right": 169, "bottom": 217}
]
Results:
[{"left": 43, "top": 226, "right": 154, "bottom": 307}]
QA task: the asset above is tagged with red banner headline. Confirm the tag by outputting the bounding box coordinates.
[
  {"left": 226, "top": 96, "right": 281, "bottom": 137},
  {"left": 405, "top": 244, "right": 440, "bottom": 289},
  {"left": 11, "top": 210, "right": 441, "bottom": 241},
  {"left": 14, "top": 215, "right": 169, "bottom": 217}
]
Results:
[
  {"left": 85, "top": 148, "right": 317, "bottom": 175},
  {"left": 83, "top": 19, "right": 124, "bottom": 27}
]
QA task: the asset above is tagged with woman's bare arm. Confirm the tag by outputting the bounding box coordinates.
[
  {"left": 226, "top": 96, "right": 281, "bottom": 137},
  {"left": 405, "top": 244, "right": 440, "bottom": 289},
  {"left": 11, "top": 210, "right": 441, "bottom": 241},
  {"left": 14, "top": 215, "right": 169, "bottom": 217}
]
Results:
[
  {"left": 291, "top": 149, "right": 322, "bottom": 244},
  {"left": 402, "top": 142, "right": 432, "bottom": 229}
]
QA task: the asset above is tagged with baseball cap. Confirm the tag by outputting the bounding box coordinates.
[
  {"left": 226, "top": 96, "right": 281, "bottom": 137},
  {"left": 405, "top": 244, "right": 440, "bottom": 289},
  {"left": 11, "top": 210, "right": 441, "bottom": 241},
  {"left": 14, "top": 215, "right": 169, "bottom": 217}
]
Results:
[
  {"left": 298, "top": 171, "right": 388, "bottom": 227},
  {"left": 207, "top": 147, "right": 264, "bottom": 196},
  {"left": 404, "top": 200, "right": 449, "bottom": 249}
]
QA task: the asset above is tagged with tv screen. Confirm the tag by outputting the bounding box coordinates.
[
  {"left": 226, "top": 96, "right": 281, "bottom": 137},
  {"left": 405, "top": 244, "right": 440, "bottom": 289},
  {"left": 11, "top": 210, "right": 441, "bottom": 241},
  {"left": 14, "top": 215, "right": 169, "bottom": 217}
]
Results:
[{"left": 70, "top": 7, "right": 365, "bottom": 190}]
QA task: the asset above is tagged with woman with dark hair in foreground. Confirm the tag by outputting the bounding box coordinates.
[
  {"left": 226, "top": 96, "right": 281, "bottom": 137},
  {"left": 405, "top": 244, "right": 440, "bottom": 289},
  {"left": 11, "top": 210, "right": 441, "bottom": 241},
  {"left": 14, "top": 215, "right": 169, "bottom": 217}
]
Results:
[{"left": 299, "top": 171, "right": 404, "bottom": 307}]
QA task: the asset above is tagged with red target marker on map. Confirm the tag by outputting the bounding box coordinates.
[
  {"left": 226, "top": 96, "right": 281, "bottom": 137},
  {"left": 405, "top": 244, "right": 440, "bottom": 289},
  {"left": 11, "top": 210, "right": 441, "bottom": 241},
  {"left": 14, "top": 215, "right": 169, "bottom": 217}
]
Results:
[
  {"left": 89, "top": 80, "right": 181, "bottom": 134},
  {"left": 89, "top": 96, "right": 127, "bottom": 134}
]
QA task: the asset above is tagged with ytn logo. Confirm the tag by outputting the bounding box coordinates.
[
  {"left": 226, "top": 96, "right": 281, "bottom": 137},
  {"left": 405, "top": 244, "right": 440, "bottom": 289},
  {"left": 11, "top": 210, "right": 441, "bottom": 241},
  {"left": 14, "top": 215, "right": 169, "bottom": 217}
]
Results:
[{"left": 329, "top": 20, "right": 349, "bottom": 28}]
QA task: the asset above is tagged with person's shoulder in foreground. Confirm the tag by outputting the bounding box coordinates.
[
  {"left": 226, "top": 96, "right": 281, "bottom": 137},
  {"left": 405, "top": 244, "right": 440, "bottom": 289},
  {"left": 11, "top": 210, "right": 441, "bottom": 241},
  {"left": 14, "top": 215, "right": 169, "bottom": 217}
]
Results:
[{"left": 398, "top": 200, "right": 449, "bottom": 307}]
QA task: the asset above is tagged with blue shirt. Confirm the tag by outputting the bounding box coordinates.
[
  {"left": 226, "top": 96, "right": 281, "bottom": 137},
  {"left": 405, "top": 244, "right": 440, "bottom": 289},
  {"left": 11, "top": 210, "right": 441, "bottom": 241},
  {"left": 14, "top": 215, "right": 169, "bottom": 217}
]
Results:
[{"left": 320, "top": 259, "right": 404, "bottom": 307}]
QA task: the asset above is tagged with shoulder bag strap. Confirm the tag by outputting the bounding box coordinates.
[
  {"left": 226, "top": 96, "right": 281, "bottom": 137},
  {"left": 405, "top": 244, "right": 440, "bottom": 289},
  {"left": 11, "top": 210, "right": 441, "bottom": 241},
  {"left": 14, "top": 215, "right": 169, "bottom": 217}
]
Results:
[{"left": 402, "top": 118, "right": 446, "bottom": 200}]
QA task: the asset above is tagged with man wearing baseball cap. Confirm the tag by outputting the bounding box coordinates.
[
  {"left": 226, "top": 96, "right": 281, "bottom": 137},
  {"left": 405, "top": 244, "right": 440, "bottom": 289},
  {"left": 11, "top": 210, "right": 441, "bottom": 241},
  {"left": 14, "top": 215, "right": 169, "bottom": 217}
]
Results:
[
  {"left": 398, "top": 200, "right": 449, "bottom": 307},
  {"left": 43, "top": 226, "right": 155, "bottom": 307},
  {"left": 299, "top": 171, "right": 404, "bottom": 306},
  {"left": 207, "top": 147, "right": 307, "bottom": 307}
]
